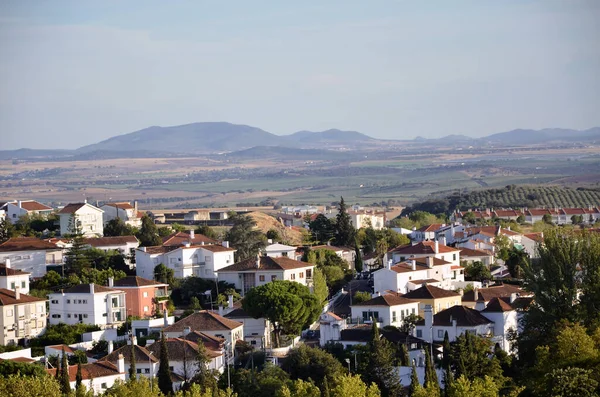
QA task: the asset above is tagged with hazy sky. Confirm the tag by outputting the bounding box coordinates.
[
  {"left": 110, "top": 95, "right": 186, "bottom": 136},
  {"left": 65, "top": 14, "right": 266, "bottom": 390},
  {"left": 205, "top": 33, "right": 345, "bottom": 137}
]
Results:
[{"left": 1, "top": 1, "right": 599, "bottom": 150}]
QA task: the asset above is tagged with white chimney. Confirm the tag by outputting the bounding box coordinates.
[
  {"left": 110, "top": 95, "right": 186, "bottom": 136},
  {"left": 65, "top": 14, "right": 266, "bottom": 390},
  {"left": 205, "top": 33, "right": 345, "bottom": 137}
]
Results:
[
  {"left": 4, "top": 259, "right": 10, "bottom": 269},
  {"left": 163, "top": 309, "right": 169, "bottom": 326},
  {"left": 14, "top": 286, "right": 20, "bottom": 300},
  {"left": 424, "top": 305, "right": 433, "bottom": 342},
  {"left": 510, "top": 293, "right": 517, "bottom": 304},
  {"left": 117, "top": 353, "right": 125, "bottom": 373},
  {"left": 90, "top": 283, "right": 95, "bottom": 293},
  {"left": 108, "top": 277, "right": 114, "bottom": 288},
  {"left": 134, "top": 200, "right": 138, "bottom": 214},
  {"left": 228, "top": 295, "right": 234, "bottom": 309},
  {"left": 256, "top": 255, "right": 261, "bottom": 268},
  {"left": 387, "top": 259, "right": 392, "bottom": 270},
  {"left": 474, "top": 288, "right": 479, "bottom": 301},
  {"left": 459, "top": 289, "right": 464, "bottom": 297},
  {"left": 108, "top": 340, "right": 114, "bottom": 354},
  {"left": 426, "top": 257, "right": 434, "bottom": 269},
  {"left": 184, "top": 241, "right": 191, "bottom": 248},
  {"left": 131, "top": 336, "right": 138, "bottom": 346},
  {"left": 439, "top": 236, "right": 447, "bottom": 247},
  {"left": 218, "top": 305, "right": 224, "bottom": 316},
  {"left": 190, "top": 230, "right": 195, "bottom": 240},
  {"left": 141, "top": 247, "right": 147, "bottom": 252},
  {"left": 18, "top": 200, "right": 22, "bottom": 208},
  {"left": 222, "top": 241, "right": 229, "bottom": 248},
  {"left": 411, "top": 259, "right": 416, "bottom": 271},
  {"left": 434, "top": 240, "right": 439, "bottom": 254},
  {"left": 183, "top": 326, "right": 191, "bottom": 336}
]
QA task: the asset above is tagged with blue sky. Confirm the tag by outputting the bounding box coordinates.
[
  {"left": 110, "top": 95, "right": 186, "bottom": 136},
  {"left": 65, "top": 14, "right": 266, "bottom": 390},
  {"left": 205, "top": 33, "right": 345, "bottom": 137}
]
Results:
[{"left": 1, "top": 1, "right": 598, "bottom": 149}]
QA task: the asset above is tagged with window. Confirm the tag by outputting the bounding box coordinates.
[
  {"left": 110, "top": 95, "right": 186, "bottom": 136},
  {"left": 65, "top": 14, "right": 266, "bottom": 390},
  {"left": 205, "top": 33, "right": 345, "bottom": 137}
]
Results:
[
  {"left": 67, "top": 314, "right": 71, "bottom": 318},
  {"left": 21, "top": 281, "right": 26, "bottom": 289},
  {"left": 51, "top": 314, "right": 61, "bottom": 318},
  {"left": 438, "top": 330, "right": 444, "bottom": 338},
  {"left": 392, "top": 311, "right": 397, "bottom": 322},
  {"left": 103, "top": 313, "right": 108, "bottom": 317},
  {"left": 144, "top": 369, "right": 150, "bottom": 374},
  {"left": 137, "top": 369, "right": 142, "bottom": 374},
  {"left": 251, "top": 340, "right": 257, "bottom": 345},
  {"left": 78, "top": 300, "right": 82, "bottom": 304},
  {"left": 10, "top": 282, "right": 15, "bottom": 289},
  {"left": 82, "top": 300, "right": 87, "bottom": 304},
  {"left": 290, "top": 273, "right": 296, "bottom": 280},
  {"left": 143, "top": 292, "right": 148, "bottom": 298},
  {"left": 83, "top": 314, "right": 88, "bottom": 318},
  {"left": 51, "top": 300, "right": 59, "bottom": 304},
  {"left": 299, "top": 272, "right": 304, "bottom": 278},
  {"left": 416, "top": 330, "right": 423, "bottom": 338},
  {"left": 22, "top": 255, "right": 30, "bottom": 260},
  {"left": 453, "top": 254, "right": 457, "bottom": 261},
  {"left": 169, "top": 367, "right": 174, "bottom": 372},
  {"left": 306, "top": 269, "right": 312, "bottom": 278},
  {"left": 362, "top": 311, "right": 379, "bottom": 321},
  {"left": 143, "top": 306, "right": 149, "bottom": 312},
  {"left": 6, "top": 309, "right": 13, "bottom": 317},
  {"left": 38, "top": 304, "right": 44, "bottom": 312},
  {"left": 101, "top": 383, "right": 107, "bottom": 389},
  {"left": 259, "top": 275, "right": 265, "bottom": 282},
  {"left": 271, "top": 275, "right": 277, "bottom": 281},
  {"left": 412, "top": 308, "right": 416, "bottom": 315}
]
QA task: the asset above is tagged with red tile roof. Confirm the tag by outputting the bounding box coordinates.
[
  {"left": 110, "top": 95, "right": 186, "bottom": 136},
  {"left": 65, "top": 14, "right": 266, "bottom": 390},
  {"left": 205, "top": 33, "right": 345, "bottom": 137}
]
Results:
[
  {"left": 85, "top": 236, "right": 138, "bottom": 247},
  {"left": 416, "top": 224, "right": 444, "bottom": 233},
  {"left": 103, "top": 202, "right": 134, "bottom": 210},
  {"left": 482, "top": 297, "right": 515, "bottom": 312},
  {"left": 462, "top": 284, "right": 525, "bottom": 302},
  {"left": 0, "top": 264, "right": 30, "bottom": 276},
  {"left": 18, "top": 201, "right": 53, "bottom": 211},
  {"left": 426, "top": 305, "right": 492, "bottom": 326},
  {"left": 353, "top": 294, "right": 416, "bottom": 307},
  {"left": 388, "top": 257, "right": 450, "bottom": 274},
  {"left": 218, "top": 256, "right": 313, "bottom": 272},
  {"left": 0, "top": 288, "right": 46, "bottom": 305},
  {"left": 61, "top": 284, "right": 123, "bottom": 294},
  {"left": 197, "top": 244, "right": 235, "bottom": 252},
  {"left": 113, "top": 276, "right": 168, "bottom": 288},
  {"left": 162, "top": 232, "right": 217, "bottom": 247},
  {"left": 402, "top": 285, "right": 461, "bottom": 300},
  {"left": 47, "top": 361, "right": 122, "bottom": 380},
  {"left": 100, "top": 344, "right": 158, "bottom": 364},
  {"left": 0, "top": 237, "right": 60, "bottom": 252},
  {"left": 47, "top": 344, "right": 76, "bottom": 354},
  {"left": 58, "top": 203, "right": 87, "bottom": 214},
  {"left": 163, "top": 310, "right": 243, "bottom": 332},
  {"left": 390, "top": 241, "right": 459, "bottom": 255}
]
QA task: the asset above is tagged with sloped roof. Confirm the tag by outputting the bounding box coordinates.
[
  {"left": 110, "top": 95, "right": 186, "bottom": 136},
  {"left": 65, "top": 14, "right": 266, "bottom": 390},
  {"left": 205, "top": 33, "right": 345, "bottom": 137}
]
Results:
[
  {"left": 265, "top": 243, "right": 297, "bottom": 251},
  {"left": 462, "top": 284, "right": 524, "bottom": 302},
  {"left": 58, "top": 203, "right": 102, "bottom": 214},
  {"left": 429, "top": 305, "right": 492, "bottom": 326},
  {"left": 198, "top": 244, "right": 236, "bottom": 252},
  {"left": 162, "top": 232, "right": 217, "bottom": 247},
  {"left": 402, "top": 285, "right": 461, "bottom": 300},
  {"left": 0, "top": 264, "right": 30, "bottom": 277},
  {"left": 61, "top": 284, "right": 123, "bottom": 294},
  {"left": 416, "top": 224, "right": 444, "bottom": 232},
  {"left": 218, "top": 256, "right": 313, "bottom": 272},
  {"left": 185, "top": 331, "right": 225, "bottom": 351},
  {"left": 0, "top": 288, "right": 46, "bottom": 306},
  {"left": 100, "top": 344, "right": 158, "bottom": 364},
  {"left": 113, "top": 276, "right": 167, "bottom": 288},
  {"left": 147, "top": 338, "right": 222, "bottom": 360},
  {"left": 352, "top": 294, "right": 416, "bottom": 307},
  {"left": 163, "top": 311, "right": 243, "bottom": 333},
  {"left": 47, "top": 344, "right": 76, "bottom": 354},
  {"left": 102, "top": 202, "right": 134, "bottom": 210},
  {"left": 85, "top": 236, "right": 138, "bottom": 247},
  {"left": 0, "top": 237, "right": 60, "bottom": 252},
  {"left": 523, "top": 233, "right": 544, "bottom": 243},
  {"left": 389, "top": 241, "right": 459, "bottom": 255},
  {"left": 387, "top": 257, "right": 451, "bottom": 274},
  {"left": 47, "top": 361, "right": 122, "bottom": 380},
  {"left": 482, "top": 297, "right": 515, "bottom": 312},
  {"left": 17, "top": 201, "right": 53, "bottom": 211},
  {"left": 458, "top": 247, "right": 494, "bottom": 257}
]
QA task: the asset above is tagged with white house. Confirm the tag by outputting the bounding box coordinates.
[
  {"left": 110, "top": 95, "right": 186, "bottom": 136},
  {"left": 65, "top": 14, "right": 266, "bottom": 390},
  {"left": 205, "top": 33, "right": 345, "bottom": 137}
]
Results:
[
  {"left": 224, "top": 305, "right": 271, "bottom": 349},
  {"left": 410, "top": 224, "right": 445, "bottom": 243},
  {"left": 135, "top": 242, "right": 236, "bottom": 280},
  {"left": 318, "top": 312, "right": 346, "bottom": 347},
  {"left": 348, "top": 210, "right": 385, "bottom": 230},
  {"left": 521, "top": 233, "right": 544, "bottom": 258},
  {"left": 162, "top": 311, "right": 243, "bottom": 360},
  {"left": 58, "top": 202, "right": 104, "bottom": 237},
  {"left": 48, "top": 284, "right": 126, "bottom": 328},
  {"left": 161, "top": 230, "right": 217, "bottom": 247},
  {"left": 480, "top": 297, "right": 519, "bottom": 352},
  {"left": 0, "top": 260, "right": 30, "bottom": 294},
  {"left": 217, "top": 256, "right": 314, "bottom": 296},
  {"left": 0, "top": 237, "right": 63, "bottom": 278},
  {"left": 264, "top": 243, "right": 297, "bottom": 258},
  {"left": 100, "top": 202, "right": 142, "bottom": 228},
  {"left": 0, "top": 287, "right": 47, "bottom": 346},
  {"left": 389, "top": 241, "right": 461, "bottom": 268},
  {"left": 415, "top": 304, "right": 494, "bottom": 345},
  {"left": 350, "top": 294, "right": 420, "bottom": 328},
  {"left": 1, "top": 200, "right": 53, "bottom": 224},
  {"left": 47, "top": 358, "right": 126, "bottom": 395},
  {"left": 458, "top": 247, "right": 495, "bottom": 267}
]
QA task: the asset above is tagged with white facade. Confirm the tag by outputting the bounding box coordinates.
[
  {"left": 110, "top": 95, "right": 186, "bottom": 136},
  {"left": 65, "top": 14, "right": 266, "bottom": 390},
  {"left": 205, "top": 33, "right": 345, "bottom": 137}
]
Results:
[
  {"left": 0, "top": 288, "right": 47, "bottom": 345},
  {"left": 415, "top": 305, "right": 495, "bottom": 346},
  {"left": 481, "top": 309, "right": 518, "bottom": 352},
  {"left": 264, "top": 243, "right": 297, "bottom": 258},
  {"left": 58, "top": 202, "right": 104, "bottom": 237},
  {"left": 0, "top": 246, "right": 63, "bottom": 279},
  {"left": 100, "top": 202, "right": 142, "bottom": 228},
  {"left": 0, "top": 261, "right": 30, "bottom": 294},
  {"left": 224, "top": 310, "right": 271, "bottom": 348},
  {"left": 349, "top": 211, "right": 385, "bottom": 230},
  {"left": 350, "top": 298, "right": 419, "bottom": 328},
  {"left": 136, "top": 244, "right": 236, "bottom": 280},
  {"left": 3, "top": 201, "right": 53, "bottom": 224},
  {"left": 318, "top": 312, "right": 346, "bottom": 347},
  {"left": 48, "top": 284, "right": 126, "bottom": 328}
]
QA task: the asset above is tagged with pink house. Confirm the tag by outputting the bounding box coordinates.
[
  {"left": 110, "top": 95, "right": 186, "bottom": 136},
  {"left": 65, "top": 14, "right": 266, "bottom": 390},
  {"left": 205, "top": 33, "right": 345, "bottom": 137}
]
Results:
[{"left": 112, "top": 276, "right": 169, "bottom": 318}]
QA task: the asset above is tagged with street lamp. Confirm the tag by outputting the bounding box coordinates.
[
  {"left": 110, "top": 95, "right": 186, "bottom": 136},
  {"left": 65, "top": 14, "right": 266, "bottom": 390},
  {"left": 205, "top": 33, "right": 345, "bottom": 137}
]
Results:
[{"left": 345, "top": 358, "right": 350, "bottom": 373}]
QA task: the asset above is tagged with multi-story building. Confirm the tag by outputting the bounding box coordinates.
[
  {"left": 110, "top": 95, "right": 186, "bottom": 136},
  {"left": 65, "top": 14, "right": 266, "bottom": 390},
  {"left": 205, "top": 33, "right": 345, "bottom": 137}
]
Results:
[
  {"left": 348, "top": 209, "right": 385, "bottom": 230},
  {"left": 48, "top": 284, "right": 126, "bottom": 328},
  {"left": 135, "top": 242, "right": 236, "bottom": 280},
  {"left": 100, "top": 202, "right": 142, "bottom": 228},
  {"left": 85, "top": 236, "right": 139, "bottom": 266},
  {"left": 0, "top": 237, "right": 63, "bottom": 278},
  {"left": 349, "top": 294, "right": 420, "bottom": 328},
  {"left": 402, "top": 285, "right": 462, "bottom": 316},
  {"left": 58, "top": 202, "right": 104, "bottom": 237},
  {"left": 112, "top": 276, "right": 169, "bottom": 318},
  {"left": 47, "top": 358, "right": 126, "bottom": 395},
  {"left": 216, "top": 256, "right": 314, "bottom": 296},
  {"left": 0, "top": 287, "right": 47, "bottom": 345},
  {"left": 0, "top": 200, "right": 53, "bottom": 224},
  {"left": 0, "top": 260, "right": 30, "bottom": 294}
]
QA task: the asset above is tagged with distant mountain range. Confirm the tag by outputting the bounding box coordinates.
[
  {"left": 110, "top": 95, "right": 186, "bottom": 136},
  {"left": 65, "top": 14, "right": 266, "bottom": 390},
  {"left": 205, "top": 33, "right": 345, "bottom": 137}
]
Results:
[{"left": 1, "top": 123, "right": 599, "bottom": 159}]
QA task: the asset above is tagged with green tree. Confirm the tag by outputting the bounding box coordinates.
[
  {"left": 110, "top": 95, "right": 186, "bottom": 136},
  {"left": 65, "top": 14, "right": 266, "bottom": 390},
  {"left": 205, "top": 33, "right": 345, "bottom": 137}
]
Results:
[
  {"left": 266, "top": 228, "right": 281, "bottom": 241},
  {"left": 424, "top": 348, "right": 439, "bottom": 392},
  {"left": 571, "top": 215, "right": 584, "bottom": 225},
  {"left": 189, "top": 340, "right": 219, "bottom": 393},
  {"left": 545, "top": 367, "right": 599, "bottom": 397},
  {"left": 0, "top": 374, "right": 62, "bottom": 397},
  {"left": 64, "top": 217, "right": 92, "bottom": 273},
  {"left": 334, "top": 197, "right": 355, "bottom": 247},
  {"left": 312, "top": 268, "right": 329, "bottom": 304},
  {"left": 76, "top": 361, "right": 83, "bottom": 388},
  {"left": 104, "top": 377, "right": 162, "bottom": 397},
  {"left": 189, "top": 296, "right": 202, "bottom": 311},
  {"left": 195, "top": 224, "right": 217, "bottom": 240},
  {"left": 243, "top": 281, "right": 321, "bottom": 347},
  {"left": 137, "top": 215, "right": 161, "bottom": 247},
  {"left": 59, "top": 347, "right": 71, "bottom": 395},
  {"left": 463, "top": 261, "right": 491, "bottom": 282},
  {"left": 399, "top": 344, "right": 410, "bottom": 367},
  {"left": 352, "top": 291, "right": 372, "bottom": 304},
  {"left": 225, "top": 214, "right": 267, "bottom": 262},
  {"left": 0, "top": 218, "right": 16, "bottom": 243},
  {"left": 309, "top": 214, "right": 336, "bottom": 245},
  {"left": 282, "top": 345, "right": 345, "bottom": 390},
  {"left": 354, "top": 240, "right": 364, "bottom": 273},
  {"left": 449, "top": 332, "right": 503, "bottom": 383},
  {"left": 365, "top": 322, "right": 401, "bottom": 397},
  {"left": 442, "top": 331, "right": 451, "bottom": 370},
  {"left": 154, "top": 264, "right": 175, "bottom": 285},
  {"left": 277, "top": 379, "right": 321, "bottom": 397},
  {"left": 542, "top": 213, "right": 553, "bottom": 225},
  {"left": 158, "top": 333, "right": 173, "bottom": 395},
  {"left": 505, "top": 247, "right": 528, "bottom": 279},
  {"left": 409, "top": 364, "right": 422, "bottom": 396},
  {"left": 104, "top": 218, "right": 135, "bottom": 237},
  {"left": 447, "top": 375, "right": 500, "bottom": 397},
  {"left": 129, "top": 345, "right": 137, "bottom": 380},
  {"left": 330, "top": 374, "right": 381, "bottom": 397}
]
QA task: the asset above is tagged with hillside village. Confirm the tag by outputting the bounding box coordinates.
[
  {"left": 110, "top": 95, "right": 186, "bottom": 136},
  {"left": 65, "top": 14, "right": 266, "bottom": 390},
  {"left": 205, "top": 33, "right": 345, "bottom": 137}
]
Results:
[{"left": 0, "top": 197, "right": 599, "bottom": 396}]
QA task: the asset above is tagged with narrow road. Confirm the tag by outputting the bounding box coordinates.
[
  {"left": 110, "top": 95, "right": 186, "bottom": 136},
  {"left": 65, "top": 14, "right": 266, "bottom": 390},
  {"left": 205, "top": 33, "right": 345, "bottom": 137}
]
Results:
[{"left": 330, "top": 279, "right": 371, "bottom": 318}]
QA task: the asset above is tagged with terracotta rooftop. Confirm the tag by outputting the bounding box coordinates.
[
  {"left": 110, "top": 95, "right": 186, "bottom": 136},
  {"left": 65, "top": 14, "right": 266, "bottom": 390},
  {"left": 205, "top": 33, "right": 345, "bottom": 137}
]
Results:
[
  {"left": 458, "top": 247, "right": 494, "bottom": 257},
  {"left": 218, "top": 256, "right": 313, "bottom": 272},
  {"left": 162, "top": 232, "right": 217, "bottom": 247},
  {"left": 184, "top": 331, "right": 225, "bottom": 351},
  {"left": 0, "top": 264, "right": 30, "bottom": 277},
  {"left": 0, "top": 288, "right": 46, "bottom": 306},
  {"left": 482, "top": 297, "right": 515, "bottom": 312},
  {"left": 60, "top": 284, "right": 123, "bottom": 294},
  {"left": 387, "top": 257, "right": 451, "bottom": 274},
  {"left": 85, "top": 236, "right": 138, "bottom": 247},
  {"left": 462, "top": 284, "right": 525, "bottom": 302},
  {"left": 47, "top": 344, "right": 76, "bottom": 354},
  {"left": 147, "top": 338, "right": 222, "bottom": 360},
  {"left": 419, "top": 305, "right": 493, "bottom": 327},
  {"left": 47, "top": 361, "right": 122, "bottom": 381},
  {"left": 402, "top": 285, "right": 461, "bottom": 300},
  {"left": 100, "top": 344, "right": 158, "bottom": 364},
  {"left": 407, "top": 278, "right": 442, "bottom": 285},
  {"left": 0, "top": 237, "right": 60, "bottom": 252},
  {"left": 163, "top": 310, "right": 243, "bottom": 333},
  {"left": 352, "top": 294, "right": 416, "bottom": 307},
  {"left": 389, "top": 241, "right": 459, "bottom": 255},
  {"left": 102, "top": 202, "right": 134, "bottom": 210},
  {"left": 58, "top": 203, "right": 102, "bottom": 214},
  {"left": 113, "top": 276, "right": 168, "bottom": 288},
  {"left": 15, "top": 201, "right": 53, "bottom": 212},
  {"left": 416, "top": 224, "right": 444, "bottom": 233},
  {"left": 523, "top": 233, "right": 544, "bottom": 242}
]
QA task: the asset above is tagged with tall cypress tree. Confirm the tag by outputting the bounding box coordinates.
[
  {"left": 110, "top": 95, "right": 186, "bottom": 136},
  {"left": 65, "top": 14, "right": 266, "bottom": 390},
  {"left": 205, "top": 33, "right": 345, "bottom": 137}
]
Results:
[
  {"left": 64, "top": 214, "right": 91, "bottom": 273},
  {"left": 354, "top": 238, "right": 363, "bottom": 273},
  {"left": 409, "top": 363, "right": 421, "bottom": 396},
  {"left": 424, "top": 347, "right": 439, "bottom": 389},
  {"left": 75, "top": 361, "right": 83, "bottom": 388},
  {"left": 128, "top": 346, "right": 137, "bottom": 380},
  {"left": 442, "top": 331, "right": 451, "bottom": 370},
  {"left": 367, "top": 321, "right": 401, "bottom": 397},
  {"left": 399, "top": 343, "right": 410, "bottom": 366},
  {"left": 157, "top": 333, "right": 173, "bottom": 395},
  {"left": 60, "top": 347, "right": 71, "bottom": 395},
  {"left": 334, "top": 197, "right": 355, "bottom": 247},
  {"left": 137, "top": 215, "right": 161, "bottom": 247}
]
